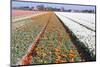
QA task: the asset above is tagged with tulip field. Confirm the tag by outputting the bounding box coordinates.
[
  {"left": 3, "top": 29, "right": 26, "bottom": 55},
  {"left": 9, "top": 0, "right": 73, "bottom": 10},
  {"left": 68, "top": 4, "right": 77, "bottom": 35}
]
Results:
[
  {"left": 11, "top": 10, "right": 96, "bottom": 66},
  {"left": 55, "top": 12, "right": 96, "bottom": 55}
]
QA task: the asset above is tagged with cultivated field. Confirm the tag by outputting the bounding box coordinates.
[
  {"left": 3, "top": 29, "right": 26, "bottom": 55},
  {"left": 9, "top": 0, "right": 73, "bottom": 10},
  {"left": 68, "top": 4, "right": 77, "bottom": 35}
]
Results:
[
  {"left": 11, "top": 10, "right": 96, "bottom": 66},
  {"left": 55, "top": 12, "right": 96, "bottom": 55}
]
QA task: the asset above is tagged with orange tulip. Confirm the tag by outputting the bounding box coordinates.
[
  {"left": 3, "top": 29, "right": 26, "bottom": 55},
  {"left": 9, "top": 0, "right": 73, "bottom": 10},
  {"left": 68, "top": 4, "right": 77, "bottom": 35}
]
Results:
[{"left": 68, "top": 53, "right": 75, "bottom": 59}]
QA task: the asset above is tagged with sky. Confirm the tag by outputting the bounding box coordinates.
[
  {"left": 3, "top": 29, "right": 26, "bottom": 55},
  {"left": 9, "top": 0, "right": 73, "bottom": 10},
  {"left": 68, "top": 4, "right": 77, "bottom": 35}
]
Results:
[{"left": 12, "top": 1, "right": 95, "bottom": 10}]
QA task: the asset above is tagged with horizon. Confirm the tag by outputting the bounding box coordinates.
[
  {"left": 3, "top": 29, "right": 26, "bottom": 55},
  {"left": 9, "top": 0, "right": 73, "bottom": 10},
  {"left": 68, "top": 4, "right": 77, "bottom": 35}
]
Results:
[{"left": 12, "top": 1, "right": 95, "bottom": 11}]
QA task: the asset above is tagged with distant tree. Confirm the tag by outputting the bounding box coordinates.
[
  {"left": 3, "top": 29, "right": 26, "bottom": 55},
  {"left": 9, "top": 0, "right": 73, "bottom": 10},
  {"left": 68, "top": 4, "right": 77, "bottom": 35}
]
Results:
[
  {"left": 81, "top": 10, "right": 95, "bottom": 13},
  {"left": 88, "top": 10, "right": 95, "bottom": 13},
  {"left": 60, "top": 7, "right": 65, "bottom": 11},
  {"left": 36, "top": 5, "right": 45, "bottom": 11},
  {"left": 45, "top": 7, "right": 54, "bottom": 11},
  {"left": 31, "top": 6, "right": 34, "bottom": 10}
]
